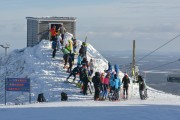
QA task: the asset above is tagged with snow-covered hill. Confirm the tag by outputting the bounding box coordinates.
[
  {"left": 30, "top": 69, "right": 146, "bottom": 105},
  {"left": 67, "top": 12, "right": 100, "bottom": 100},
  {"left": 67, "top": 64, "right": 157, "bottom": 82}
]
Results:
[
  {"left": 0, "top": 34, "right": 180, "bottom": 120},
  {"left": 0, "top": 34, "right": 108, "bottom": 104}
]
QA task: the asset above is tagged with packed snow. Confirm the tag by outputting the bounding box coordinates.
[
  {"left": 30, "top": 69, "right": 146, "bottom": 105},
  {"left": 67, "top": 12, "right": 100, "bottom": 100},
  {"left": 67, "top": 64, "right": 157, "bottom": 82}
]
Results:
[{"left": 0, "top": 34, "right": 180, "bottom": 120}]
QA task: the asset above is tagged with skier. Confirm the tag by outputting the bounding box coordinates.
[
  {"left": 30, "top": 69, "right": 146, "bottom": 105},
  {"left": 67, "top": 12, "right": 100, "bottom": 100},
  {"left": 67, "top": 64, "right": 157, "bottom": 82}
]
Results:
[
  {"left": 99, "top": 73, "right": 105, "bottom": 100},
  {"left": 52, "top": 40, "right": 57, "bottom": 58},
  {"left": 102, "top": 72, "right": 110, "bottom": 100},
  {"left": 66, "top": 65, "right": 80, "bottom": 82},
  {"left": 72, "top": 38, "right": 77, "bottom": 54},
  {"left": 66, "top": 39, "right": 73, "bottom": 54},
  {"left": 49, "top": 25, "right": 57, "bottom": 41},
  {"left": 79, "top": 45, "right": 85, "bottom": 58},
  {"left": 89, "top": 58, "right": 94, "bottom": 76},
  {"left": 109, "top": 73, "right": 115, "bottom": 101},
  {"left": 77, "top": 54, "right": 82, "bottom": 66},
  {"left": 59, "top": 24, "right": 66, "bottom": 45},
  {"left": 82, "top": 42, "right": 87, "bottom": 57},
  {"left": 82, "top": 68, "right": 89, "bottom": 95},
  {"left": 122, "top": 74, "right": 130, "bottom": 100},
  {"left": 61, "top": 47, "right": 70, "bottom": 68},
  {"left": 76, "top": 65, "right": 84, "bottom": 90},
  {"left": 109, "top": 71, "right": 115, "bottom": 93},
  {"left": 56, "top": 33, "right": 62, "bottom": 50},
  {"left": 92, "top": 72, "right": 101, "bottom": 101},
  {"left": 81, "top": 57, "right": 89, "bottom": 69},
  {"left": 133, "top": 75, "right": 148, "bottom": 100},
  {"left": 114, "top": 74, "right": 121, "bottom": 100},
  {"left": 67, "top": 54, "right": 73, "bottom": 73}
]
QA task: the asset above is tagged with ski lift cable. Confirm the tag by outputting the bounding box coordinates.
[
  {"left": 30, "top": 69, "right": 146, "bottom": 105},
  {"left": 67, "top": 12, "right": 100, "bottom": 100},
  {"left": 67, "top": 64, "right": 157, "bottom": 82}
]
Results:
[
  {"left": 119, "top": 34, "right": 180, "bottom": 70},
  {"left": 145, "top": 59, "right": 180, "bottom": 71},
  {"left": 136, "top": 34, "right": 180, "bottom": 63}
]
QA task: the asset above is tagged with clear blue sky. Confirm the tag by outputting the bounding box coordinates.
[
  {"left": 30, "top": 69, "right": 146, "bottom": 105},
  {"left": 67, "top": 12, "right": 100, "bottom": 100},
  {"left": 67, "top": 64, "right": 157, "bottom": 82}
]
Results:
[{"left": 0, "top": 0, "right": 180, "bottom": 53}]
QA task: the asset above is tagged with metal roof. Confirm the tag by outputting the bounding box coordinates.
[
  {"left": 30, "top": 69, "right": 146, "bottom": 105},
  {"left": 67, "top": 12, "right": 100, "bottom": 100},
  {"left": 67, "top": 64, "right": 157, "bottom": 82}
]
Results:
[{"left": 26, "top": 16, "right": 76, "bottom": 21}]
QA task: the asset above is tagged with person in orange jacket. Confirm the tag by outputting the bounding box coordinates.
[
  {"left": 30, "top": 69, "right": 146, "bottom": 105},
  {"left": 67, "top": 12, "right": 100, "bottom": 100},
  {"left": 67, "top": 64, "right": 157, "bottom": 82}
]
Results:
[{"left": 49, "top": 25, "right": 57, "bottom": 41}]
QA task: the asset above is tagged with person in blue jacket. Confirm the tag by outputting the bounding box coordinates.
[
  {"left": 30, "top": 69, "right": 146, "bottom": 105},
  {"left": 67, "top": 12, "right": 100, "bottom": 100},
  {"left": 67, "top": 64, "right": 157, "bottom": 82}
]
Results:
[
  {"left": 114, "top": 74, "right": 121, "bottom": 100},
  {"left": 77, "top": 54, "right": 82, "bottom": 66},
  {"left": 52, "top": 40, "right": 57, "bottom": 58}
]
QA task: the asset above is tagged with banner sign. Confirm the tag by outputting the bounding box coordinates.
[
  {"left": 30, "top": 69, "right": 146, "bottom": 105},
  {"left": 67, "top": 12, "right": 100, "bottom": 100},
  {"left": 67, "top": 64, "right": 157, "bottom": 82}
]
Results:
[{"left": 6, "top": 78, "right": 30, "bottom": 92}]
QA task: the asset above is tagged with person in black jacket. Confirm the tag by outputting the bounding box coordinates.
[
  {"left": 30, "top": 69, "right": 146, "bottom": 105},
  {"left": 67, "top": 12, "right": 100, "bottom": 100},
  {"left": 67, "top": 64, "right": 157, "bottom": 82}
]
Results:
[
  {"left": 66, "top": 66, "right": 80, "bottom": 82},
  {"left": 81, "top": 57, "right": 89, "bottom": 69},
  {"left": 122, "top": 74, "right": 130, "bottom": 100},
  {"left": 67, "top": 54, "right": 73, "bottom": 73},
  {"left": 82, "top": 68, "right": 89, "bottom": 95},
  {"left": 133, "top": 75, "right": 147, "bottom": 100},
  {"left": 92, "top": 72, "right": 101, "bottom": 100},
  {"left": 79, "top": 45, "right": 85, "bottom": 57}
]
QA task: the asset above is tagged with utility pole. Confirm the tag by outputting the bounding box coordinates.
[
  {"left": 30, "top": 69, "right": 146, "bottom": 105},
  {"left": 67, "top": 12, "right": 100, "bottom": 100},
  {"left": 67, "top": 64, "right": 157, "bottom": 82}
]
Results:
[
  {"left": 130, "top": 40, "right": 136, "bottom": 99},
  {"left": 132, "top": 40, "right": 136, "bottom": 79},
  {"left": 0, "top": 44, "right": 10, "bottom": 56}
]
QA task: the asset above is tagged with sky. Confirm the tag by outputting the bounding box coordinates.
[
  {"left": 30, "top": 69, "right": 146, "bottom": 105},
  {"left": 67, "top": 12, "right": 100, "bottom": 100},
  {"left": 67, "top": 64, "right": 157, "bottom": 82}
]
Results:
[{"left": 0, "top": 0, "right": 180, "bottom": 54}]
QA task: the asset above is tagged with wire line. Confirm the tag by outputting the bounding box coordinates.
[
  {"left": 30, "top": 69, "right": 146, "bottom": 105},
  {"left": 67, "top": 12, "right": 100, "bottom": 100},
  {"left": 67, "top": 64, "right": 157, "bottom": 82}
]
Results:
[
  {"left": 137, "top": 34, "right": 180, "bottom": 63},
  {"left": 145, "top": 59, "right": 180, "bottom": 70}
]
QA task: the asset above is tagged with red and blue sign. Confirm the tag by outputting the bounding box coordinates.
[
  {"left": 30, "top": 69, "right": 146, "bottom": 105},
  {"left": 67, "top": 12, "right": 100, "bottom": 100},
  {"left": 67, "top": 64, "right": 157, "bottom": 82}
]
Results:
[{"left": 6, "top": 78, "right": 30, "bottom": 92}]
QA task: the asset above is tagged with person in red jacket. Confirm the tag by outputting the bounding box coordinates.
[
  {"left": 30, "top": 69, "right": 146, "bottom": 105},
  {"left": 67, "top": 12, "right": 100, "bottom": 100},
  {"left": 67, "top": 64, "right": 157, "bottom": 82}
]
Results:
[{"left": 49, "top": 25, "right": 57, "bottom": 41}]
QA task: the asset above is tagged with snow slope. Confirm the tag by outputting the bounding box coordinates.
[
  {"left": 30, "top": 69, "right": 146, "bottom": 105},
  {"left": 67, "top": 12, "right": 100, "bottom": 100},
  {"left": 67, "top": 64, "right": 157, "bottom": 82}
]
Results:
[
  {"left": 0, "top": 35, "right": 108, "bottom": 104},
  {"left": 0, "top": 35, "right": 180, "bottom": 120}
]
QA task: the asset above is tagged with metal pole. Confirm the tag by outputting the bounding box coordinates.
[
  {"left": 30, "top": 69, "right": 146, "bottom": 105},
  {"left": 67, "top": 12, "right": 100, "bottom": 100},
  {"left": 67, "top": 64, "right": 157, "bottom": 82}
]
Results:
[
  {"left": 131, "top": 40, "right": 136, "bottom": 99},
  {"left": 132, "top": 40, "right": 136, "bottom": 79},
  {"left": 5, "top": 67, "right": 7, "bottom": 105},
  {"left": 29, "top": 79, "right": 31, "bottom": 104},
  {"left": 5, "top": 48, "right": 8, "bottom": 56},
  {"left": 5, "top": 78, "right": 6, "bottom": 105},
  {"left": 0, "top": 45, "right": 10, "bottom": 56}
]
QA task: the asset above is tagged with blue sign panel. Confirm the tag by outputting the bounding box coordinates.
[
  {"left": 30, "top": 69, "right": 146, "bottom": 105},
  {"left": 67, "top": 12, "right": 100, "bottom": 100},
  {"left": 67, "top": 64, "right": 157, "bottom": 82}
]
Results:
[{"left": 6, "top": 78, "right": 30, "bottom": 92}]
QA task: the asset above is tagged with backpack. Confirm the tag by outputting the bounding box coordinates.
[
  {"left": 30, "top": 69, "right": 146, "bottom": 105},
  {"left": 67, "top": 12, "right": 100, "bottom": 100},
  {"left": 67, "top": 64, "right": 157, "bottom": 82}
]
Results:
[
  {"left": 61, "top": 92, "right": 68, "bottom": 101},
  {"left": 37, "top": 93, "right": 46, "bottom": 102},
  {"left": 110, "top": 79, "right": 115, "bottom": 87}
]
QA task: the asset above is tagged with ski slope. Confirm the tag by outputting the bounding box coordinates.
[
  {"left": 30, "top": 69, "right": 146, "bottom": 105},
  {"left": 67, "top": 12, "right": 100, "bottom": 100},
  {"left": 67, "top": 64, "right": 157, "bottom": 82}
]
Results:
[{"left": 0, "top": 35, "right": 180, "bottom": 120}]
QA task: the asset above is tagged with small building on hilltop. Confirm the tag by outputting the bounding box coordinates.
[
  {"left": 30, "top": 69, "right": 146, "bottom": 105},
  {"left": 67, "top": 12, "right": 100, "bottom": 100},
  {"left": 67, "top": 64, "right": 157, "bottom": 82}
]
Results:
[{"left": 26, "top": 16, "right": 76, "bottom": 47}]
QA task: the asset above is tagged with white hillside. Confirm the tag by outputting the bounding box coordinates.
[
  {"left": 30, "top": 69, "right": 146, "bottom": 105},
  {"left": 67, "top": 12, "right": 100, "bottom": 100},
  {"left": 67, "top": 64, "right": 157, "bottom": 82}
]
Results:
[{"left": 0, "top": 35, "right": 108, "bottom": 104}]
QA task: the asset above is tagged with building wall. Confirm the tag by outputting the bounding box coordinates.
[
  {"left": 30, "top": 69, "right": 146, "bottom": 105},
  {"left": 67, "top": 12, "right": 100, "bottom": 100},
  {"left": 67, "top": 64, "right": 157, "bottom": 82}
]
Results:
[
  {"left": 27, "top": 18, "right": 76, "bottom": 47},
  {"left": 38, "top": 22, "right": 49, "bottom": 40},
  {"left": 27, "top": 19, "right": 38, "bottom": 47}
]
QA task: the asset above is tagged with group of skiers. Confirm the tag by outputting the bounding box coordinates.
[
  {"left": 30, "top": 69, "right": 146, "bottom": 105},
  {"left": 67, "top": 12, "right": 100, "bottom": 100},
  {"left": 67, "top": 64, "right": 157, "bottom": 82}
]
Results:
[
  {"left": 49, "top": 24, "right": 79, "bottom": 73},
  {"left": 92, "top": 68, "right": 131, "bottom": 101},
  {"left": 49, "top": 25, "right": 148, "bottom": 101},
  {"left": 66, "top": 55, "right": 147, "bottom": 101},
  {"left": 91, "top": 70, "right": 147, "bottom": 101},
  {"left": 66, "top": 56, "right": 94, "bottom": 95},
  {"left": 50, "top": 24, "right": 67, "bottom": 58}
]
